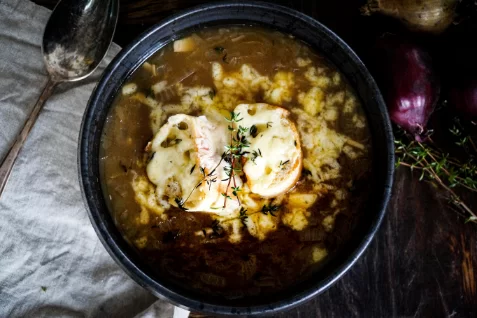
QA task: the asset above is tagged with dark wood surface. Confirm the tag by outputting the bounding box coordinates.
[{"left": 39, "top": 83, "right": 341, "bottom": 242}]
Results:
[{"left": 33, "top": 0, "right": 477, "bottom": 317}]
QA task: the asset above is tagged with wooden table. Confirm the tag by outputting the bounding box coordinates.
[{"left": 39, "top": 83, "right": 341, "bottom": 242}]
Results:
[{"left": 34, "top": 0, "right": 477, "bottom": 316}]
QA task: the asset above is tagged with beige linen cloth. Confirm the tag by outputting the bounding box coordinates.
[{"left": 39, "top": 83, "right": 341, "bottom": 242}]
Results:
[{"left": 0, "top": 0, "right": 176, "bottom": 316}]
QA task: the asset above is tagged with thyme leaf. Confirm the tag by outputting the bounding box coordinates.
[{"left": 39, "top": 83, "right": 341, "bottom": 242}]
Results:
[
  {"left": 250, "top": 149, "right": 262, "bottom": 164},
  {"left": 231, "top": 186, "right": 241, "bottom": 197},
  {"left": 225, "top": 111, "right": 243, "bottom": 123},
  {"left": 239, "top": 207, "right": 248, "bottom": 227},
  {"left": 261, "top": 204, "right": 280, "bottom": 216},
  {"left": 221, "top": 193, "right": 232, "bottom": 200},
  {"left": 208, "top": 89, "right": 215, "bottom": 100},
  {"left": 279, "top": 160, "right": 290, "bottom": 169},
  {"left": 250, "top": 124, "right": 258, "bottom": 137}
]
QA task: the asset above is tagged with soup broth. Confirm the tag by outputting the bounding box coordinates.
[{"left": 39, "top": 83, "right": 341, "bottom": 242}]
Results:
[{"left": 100, "top": 26, "right": 372, "bottom": 298}]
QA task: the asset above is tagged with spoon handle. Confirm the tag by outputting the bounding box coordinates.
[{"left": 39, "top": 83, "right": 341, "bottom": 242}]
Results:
[{"left": 0, "top": 78, "right": 57, "bottom": 198}]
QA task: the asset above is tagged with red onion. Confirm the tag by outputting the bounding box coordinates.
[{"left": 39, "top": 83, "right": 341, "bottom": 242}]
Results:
[
  {"left": 449, "top": 79, "right": 477, "bottom": 117},
  {"left": 373, "top": 36, "right": 440, "bottom": 141}
]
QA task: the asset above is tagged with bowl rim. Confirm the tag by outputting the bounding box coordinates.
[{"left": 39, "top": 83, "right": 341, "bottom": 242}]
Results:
[{"left": 78, "top": 1, "right": 394, "bottom": 315}]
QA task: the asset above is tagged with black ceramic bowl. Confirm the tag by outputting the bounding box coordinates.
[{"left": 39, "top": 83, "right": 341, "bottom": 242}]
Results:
[{"left": 79, "top": 1, "right": 394, "bottom": 315}]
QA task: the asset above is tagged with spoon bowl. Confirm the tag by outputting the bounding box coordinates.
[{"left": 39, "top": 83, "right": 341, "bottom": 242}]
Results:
[
  {"left": 0, "top": 0, "right": 119, "bottom": 197},
  {"left": 43, "top": 0, "right": 119, "bottom": 81}
]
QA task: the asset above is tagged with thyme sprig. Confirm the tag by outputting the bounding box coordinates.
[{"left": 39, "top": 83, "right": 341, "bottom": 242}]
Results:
[
  {"left": 395, "top": 133, "right": 477, "bottom": 223},
  {"left": 221, "top": 111, "right": 251, "bottom": 208},
  {"left": 176, "top": 153, "right": 226, "bottom": 211},
  {"left": 175, "top": 111, "right": 251, "bottom": 210},
  {"left": 174, "top": 110, "right": 282, "bottom": 229}
]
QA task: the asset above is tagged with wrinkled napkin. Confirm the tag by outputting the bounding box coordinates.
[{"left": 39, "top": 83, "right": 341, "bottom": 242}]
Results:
[{"left": 0, "top": 0, "right": 175, "bottom": 316}]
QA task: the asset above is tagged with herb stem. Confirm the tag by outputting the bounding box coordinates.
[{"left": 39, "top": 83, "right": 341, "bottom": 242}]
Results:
[
  {"left": 402, "top": 151, "right": 477, "bottom": 221},
  {"left": 223, "top": 157, "right": 234, "bottom": 208},
  {"left": 398, "top": 161, "right": 475, "bottom": 192},
  {"left": 178, "top": 111, "right": 250, "bottom": 210},
  {"left": 426, "top": 138, "right": 472, "bottom": 170},
  {"left": 222, "top": 112, "right": 249, "bottom": 208},
  {"left": 397, "top": 162, "right": 424, "bottom": 170},
  {"left": 231, "top": 164, "right": 241, "bottom": 205},
  {"left": 180, "top": 153, "right": 225, "bottom": 209},
  {"left": 418, "top": 141, "right": 477, "bottom": 193}
]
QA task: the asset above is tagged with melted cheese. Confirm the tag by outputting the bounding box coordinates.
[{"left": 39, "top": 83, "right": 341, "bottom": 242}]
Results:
[
  {"left": 131, "top": 175, "right": 166, "bottom": 217},
  {"left": 146, "top": 114, "right": 240, "bottom": 215},
  {"left": 131, "top": 58, "right": 368, "bottom": 242},
  {"left": 236, "top": 103, "right": 302, "bottom": 197},
  {"left": 245, "top": 212, "right": 279, "bottom": 240},
  {"left": 282, "top": 208, "right": 309, "bottom": 231},
  {"left": 312, "top": 246, "right": 328, "bottom": 263}
]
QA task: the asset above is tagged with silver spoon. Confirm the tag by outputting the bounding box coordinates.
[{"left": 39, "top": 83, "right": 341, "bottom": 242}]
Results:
[{"left": 0, "top": 0, "right": 119, "bottom": 197}]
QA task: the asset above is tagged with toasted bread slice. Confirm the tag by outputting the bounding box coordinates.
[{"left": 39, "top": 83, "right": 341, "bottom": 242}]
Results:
[
  {"left": 235, "top": 103, "right": 302, "bottom": 197},
  {"left": 146, "top": 114, "right": 240, "bottom": 215}
]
